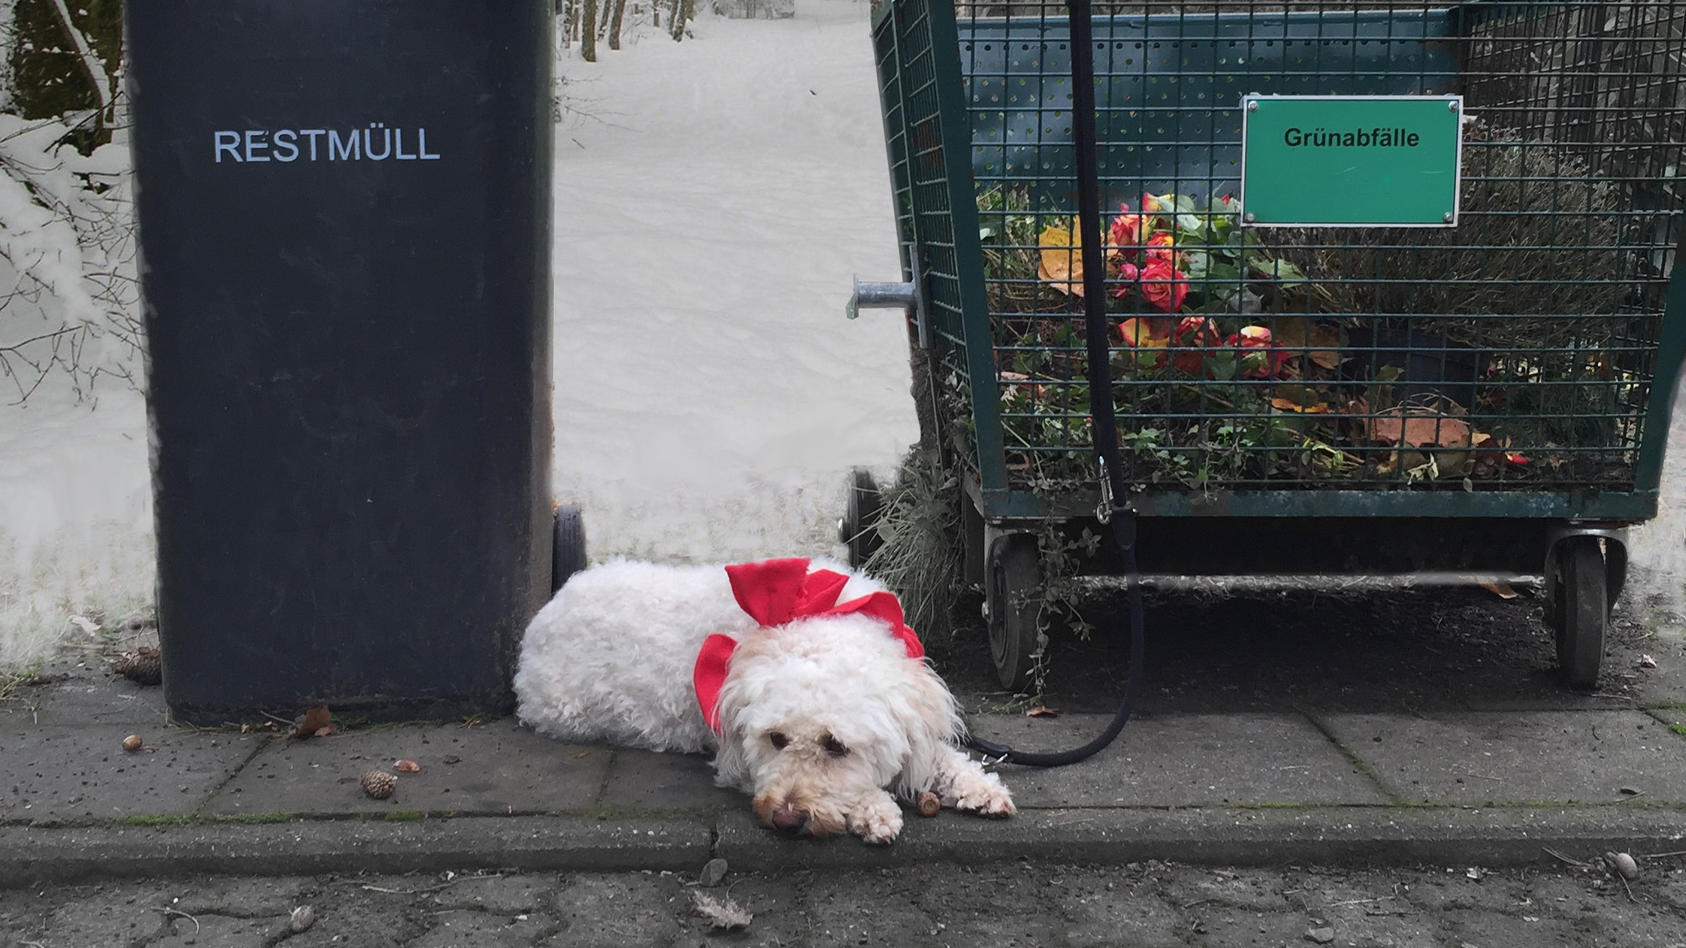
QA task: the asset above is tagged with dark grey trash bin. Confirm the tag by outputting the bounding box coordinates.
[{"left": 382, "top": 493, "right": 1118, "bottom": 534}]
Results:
[{"left": 127, "top": 1, "right": 554, "bottom": 724}]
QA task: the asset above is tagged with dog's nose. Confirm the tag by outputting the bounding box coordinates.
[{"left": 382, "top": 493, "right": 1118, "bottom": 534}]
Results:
[{"left": 769, "top": 803, "right": 808, "bottom": 833}]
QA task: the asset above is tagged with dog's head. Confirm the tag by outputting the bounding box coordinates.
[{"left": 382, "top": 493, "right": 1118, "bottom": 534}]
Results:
[{"left": 708, "top": 612, "right": 961, "bottom": 837}]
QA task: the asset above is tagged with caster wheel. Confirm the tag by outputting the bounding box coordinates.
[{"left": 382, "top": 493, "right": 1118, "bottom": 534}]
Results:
[
  {"left": 1550, "top": 535, "right": 1605, "bottom": 689},
  {"left": 840, "top": 468, "right": 884, "bottom": 569},
  {"left": 552, "top": 505, "right": 587, "bottom": 593},
  {"left": 986, "top": 532, "right": 1041, "bottom": 693}
]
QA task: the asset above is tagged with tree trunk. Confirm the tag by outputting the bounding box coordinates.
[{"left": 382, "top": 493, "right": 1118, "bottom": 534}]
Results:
[
  {"left": 581, "top": 0, "right": 597, "bottom": 61},
  {"left": 608, "top": 0, "right": 626, "bottom": 51},
  {"left": 668, "top": 0, "right": 683, "bottom": 41}
]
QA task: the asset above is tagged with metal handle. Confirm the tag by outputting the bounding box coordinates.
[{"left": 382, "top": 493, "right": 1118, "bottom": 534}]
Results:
[
  {"left": 845, "top": 244, "right": 929, "bottom": 346},
  {"left": 847, "top": 275, "right": 918, "bottom": 320}
]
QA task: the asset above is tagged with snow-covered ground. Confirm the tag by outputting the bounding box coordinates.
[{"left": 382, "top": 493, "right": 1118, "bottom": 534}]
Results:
[{"left": 548, "top": 0, "right": 917, "bottom": 562}]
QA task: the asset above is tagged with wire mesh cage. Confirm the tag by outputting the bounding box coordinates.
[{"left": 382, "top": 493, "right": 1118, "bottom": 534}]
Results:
[{"left": 872, "top": 0, "right": 1686, "bottom": 507}]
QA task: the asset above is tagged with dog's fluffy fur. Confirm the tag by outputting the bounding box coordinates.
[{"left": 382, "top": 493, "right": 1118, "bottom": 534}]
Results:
[{"left": 514, "top": 558, "right": 1013, "bottom": 843}]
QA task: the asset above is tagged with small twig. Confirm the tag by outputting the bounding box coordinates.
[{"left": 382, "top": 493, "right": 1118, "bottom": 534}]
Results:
[
  {"left": 1637, "top": 848, "right": 1686, "bottom": 859},
  {"left": 1543, "top": 847, "right": 1592, "bottom": 869},
  {"left": 1327, "top": 896, "right": 1397, "bottom": 908},
  {"left": 157, "top": 907, "right": 200, "bottom": 934},
  {"left": 360, "top": 879, "right": 460, "bottom": 896},
  {"left": 1619, "top": 875, "right": 1638, "bottom": 903},
  {"left": 1180, "top": 898, "right": 1215, "bottom": 909}
]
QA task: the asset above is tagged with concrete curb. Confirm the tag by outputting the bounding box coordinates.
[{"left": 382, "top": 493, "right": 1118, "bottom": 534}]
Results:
[
  {"left": 5, "top": 805, "right": 1684, "bottom": 885},
  {"left": 718, "top": 806, "right": 1686, "bottom": 870},
  {"left": 0, "top": 816, "right": 714, "bottom": 887}
]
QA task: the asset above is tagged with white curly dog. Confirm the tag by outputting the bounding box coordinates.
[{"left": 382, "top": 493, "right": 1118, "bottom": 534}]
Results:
[{"left": 514, "top": 556, "right": 1014, "bottom": 843}]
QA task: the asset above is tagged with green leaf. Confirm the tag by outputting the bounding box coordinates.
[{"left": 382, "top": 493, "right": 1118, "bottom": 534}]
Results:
[
  {"left": 1265, "top": 257, "right": 1309, "bottom": 284},
  {"left": 1207, "top": 262, "right": 1242, "bottom": 283}
]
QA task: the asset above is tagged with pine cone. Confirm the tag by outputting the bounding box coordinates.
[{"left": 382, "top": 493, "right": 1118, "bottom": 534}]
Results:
[
  {"left": 360, "top": 770, "right": 397, "bottom": 800},
  {"left": 112, "top": 646, "right": 162, "bottom": 686}
]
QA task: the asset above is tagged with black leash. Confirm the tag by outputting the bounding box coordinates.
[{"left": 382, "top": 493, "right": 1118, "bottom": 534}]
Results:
[{"left": 964, "top": 0, "right": 1146, "bottom": 768}]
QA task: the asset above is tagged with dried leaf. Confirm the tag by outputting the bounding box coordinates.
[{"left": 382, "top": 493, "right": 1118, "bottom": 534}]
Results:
[
  {"left": 1269, "top": 397, "right": 1332, "bottom": 414},
  {"left": 1478, "top": 581, "right": 1519, "bottom": 600},
  {"left": 1026, "top": 704, "right": 1061, "bottom": 718},
  {"left": 394, "top": 759, "right": 421, "bottom": 773},
  {"left": 1268, "top": 316, "right": 1343, "bottom": 369},
  {"left": 313, "top": 725, "right": 337, "bottom": 738},
  {"left": 1366, "top": 408, "right": 1471, "bottom": 449},
  {"left": 691, "top": 891, "right": 753, "bottom": 931},
  {"left": 1639, "top": 654, "right": 1658, "bottom": 669},
  {"left": 290, "top": 706, "right": 333, "bottom": 741},
  {"left": 1037, "top": 224, "right": 1086, "bottom": 296}
]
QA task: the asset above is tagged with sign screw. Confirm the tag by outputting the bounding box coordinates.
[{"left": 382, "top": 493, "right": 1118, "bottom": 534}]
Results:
[
  {"left": 1246, "top": 100, "right": 1259, "bottom": 112},
  {"left": 1244, "top": 212, "right": 1256, "bottom": 223},
  {"left": 1448, "top": 99, "right": 1459, "bottom": 112},
  {"left": 1443, "top": 211, "right": 1455, "bottom": 223}
]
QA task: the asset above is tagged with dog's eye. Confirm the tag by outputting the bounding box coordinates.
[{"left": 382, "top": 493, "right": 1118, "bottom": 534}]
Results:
[
  {"left": 822, "top": 735, "right": 848, "bottom": 758},
  {"left": 768, "top": 732, "right": 789, "bottom": 750}
]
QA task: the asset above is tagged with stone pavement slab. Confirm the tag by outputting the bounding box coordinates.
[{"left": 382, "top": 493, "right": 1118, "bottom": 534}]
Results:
[
  {"left": 0, "top": 726, "right": 261, "bottom": 823},
  {"left": 970, "top": 712, "right": 1391, "bottom": 807},
  {"left": 1315, "top": 710, "right": 1686, "bottom": 805},
  {"left": 599, "top": 747, "right": 741, "bottom": 814},
  {"left": 0, "top": 674, "right": 167, "bottom": 731},
  {"left": 203, "top": 720, "right": 609, "bottom": 817}
]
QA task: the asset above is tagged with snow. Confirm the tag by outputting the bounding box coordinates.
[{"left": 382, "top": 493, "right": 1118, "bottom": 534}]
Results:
[{"left": 548, "top": 0, "right": 917, "bottom": 561}]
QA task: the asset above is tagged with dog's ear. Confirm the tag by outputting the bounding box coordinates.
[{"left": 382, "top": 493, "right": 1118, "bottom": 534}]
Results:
[{"left": 708, "top": 676, "right": 754, "bottom": 792}]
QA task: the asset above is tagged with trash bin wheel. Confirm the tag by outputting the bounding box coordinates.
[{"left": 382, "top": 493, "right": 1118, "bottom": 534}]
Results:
[
  {"left": 839, "top": 468, "right": 884, "bottom": 569},
  {"left": 552, "top": 505, "right": 587, "bottom": 594},
  {"left": 986, "top": 531, "right": 1041, "bottom": 693},
  {"left": 1550, "top": 535, "right": 1606, "bottom": 689}
]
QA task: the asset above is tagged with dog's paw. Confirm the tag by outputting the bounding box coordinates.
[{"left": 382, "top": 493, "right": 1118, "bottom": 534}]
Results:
[
  {"left": 848, "top": 797, "right": 904, "bottom": 844},
  {"left": 953, "top": 776, "right": 1016, "bottom": 818}
]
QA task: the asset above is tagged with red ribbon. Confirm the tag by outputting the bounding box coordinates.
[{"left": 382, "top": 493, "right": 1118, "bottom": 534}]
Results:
[{"left": 692, "top": 557, "right": 923, "bottom": 732}]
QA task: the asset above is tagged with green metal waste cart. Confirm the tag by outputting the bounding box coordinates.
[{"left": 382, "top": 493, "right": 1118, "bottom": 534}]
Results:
[{"left": 847, "top": 0, "right": 1686, "bottom": 691}]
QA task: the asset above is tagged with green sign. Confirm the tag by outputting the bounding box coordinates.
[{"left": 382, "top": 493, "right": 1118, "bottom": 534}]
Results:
[{"left": 1239, "top": 95, "right": 1463, "bottom": 227}]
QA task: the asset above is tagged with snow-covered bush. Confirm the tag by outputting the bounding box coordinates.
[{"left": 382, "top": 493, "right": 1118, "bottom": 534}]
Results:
[{"left": 0, "top": 110, "right": 136, "bottom": 403}]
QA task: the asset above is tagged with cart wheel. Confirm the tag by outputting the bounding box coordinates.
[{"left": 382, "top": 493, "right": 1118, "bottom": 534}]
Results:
[
  {"left": 986, "top": 532, "right": 1041, "bottom": 693},
  {"left": 839, "top": 468, "right": 883, "bottom": 569},
  {"left": 552, "top": 505, "right": 587, "bottom": 594},
  {"left": 1550, "top": 536, "right": 1606, "bottom": 689}
]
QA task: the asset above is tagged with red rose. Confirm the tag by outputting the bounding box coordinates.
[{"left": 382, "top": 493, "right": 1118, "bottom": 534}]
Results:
[{"left": 1139, "top": 262, "right": 1189, "bottom": 312}]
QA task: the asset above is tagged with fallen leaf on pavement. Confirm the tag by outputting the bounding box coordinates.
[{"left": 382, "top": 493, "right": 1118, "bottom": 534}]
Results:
[
  {"left": 290, "top": 706, "right": 333, "bottom": 740},
  {"left": 394, "top": 759, "right": 421, "bottom": 773},
  {"left": 1639, "top": 654, "right": 1658, "bottom": 669},
  {"left": 692, "top": 891, "right": 752, "bottom": 930},
  {"left": 1026, "top": 705, "right": 1061, "bottom": 718},
  {"left": 1478, "top": 580, "right": 1518, "bottom": 600}
]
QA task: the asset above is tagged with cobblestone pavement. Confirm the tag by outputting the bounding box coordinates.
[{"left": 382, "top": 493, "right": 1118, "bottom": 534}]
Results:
[{"left": 3, "top": 859, "right": 1685, "bottom": 947}]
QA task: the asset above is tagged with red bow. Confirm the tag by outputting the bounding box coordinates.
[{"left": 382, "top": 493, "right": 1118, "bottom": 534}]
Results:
[{"left": 693, "top": 557, "right": 924, "bottom": 733}]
